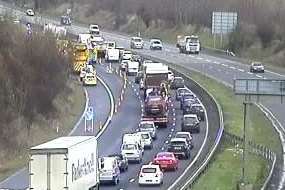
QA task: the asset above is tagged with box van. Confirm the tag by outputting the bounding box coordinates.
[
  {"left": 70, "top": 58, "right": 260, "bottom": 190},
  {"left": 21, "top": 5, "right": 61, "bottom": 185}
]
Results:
[
  {"left": 127, "top": 61, "right": 139, "bottom": 76},
  {"left": 122, "top": 133, "right": 143, "bottom": 149},
  {"left": 99, "top": 157, "right": 120, "bottom": 185}
]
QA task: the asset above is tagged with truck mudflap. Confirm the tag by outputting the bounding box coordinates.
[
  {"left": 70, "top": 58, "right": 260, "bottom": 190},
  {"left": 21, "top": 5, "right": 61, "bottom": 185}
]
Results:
[{"left": 142, "top": 117, "right": 168, "bottom": 127}]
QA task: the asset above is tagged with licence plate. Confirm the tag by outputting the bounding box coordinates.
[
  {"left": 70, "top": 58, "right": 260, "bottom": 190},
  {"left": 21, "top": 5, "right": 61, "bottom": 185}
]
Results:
[
  {"left": 161, "top": 164, "right": 167, "bottom": 168},
  {"left": 146, "top": 180, "right": 152, "bottom": 182},
  {"left": 174, "top": 147, "right": 181, "bottom": 150}
]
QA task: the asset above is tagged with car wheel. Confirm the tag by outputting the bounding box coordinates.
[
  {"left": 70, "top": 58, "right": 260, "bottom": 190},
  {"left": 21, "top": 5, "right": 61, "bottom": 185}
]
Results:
[{"left": 113, "top": 176, "right": 119, "bottom": 185}]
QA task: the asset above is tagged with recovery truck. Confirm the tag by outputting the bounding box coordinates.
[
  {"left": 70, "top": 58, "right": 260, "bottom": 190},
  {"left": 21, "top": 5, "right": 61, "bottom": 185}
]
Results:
[
  {"left": 142, "top": 64, "right": 170, "bottom": 127},
  {"left": 29, "top": 136, "right": 99, "bottom": 190},
  {"left": 72, "top": 43, "right": 89, "bottom": 73},
  {"left": 177, "top": 35, "right": 200, "bottom": 54}
]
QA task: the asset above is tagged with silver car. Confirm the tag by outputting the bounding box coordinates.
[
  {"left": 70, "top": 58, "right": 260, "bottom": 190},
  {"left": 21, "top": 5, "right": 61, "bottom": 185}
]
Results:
[{"left": 138, "top": 121, "right": 157, "bottom": 139}]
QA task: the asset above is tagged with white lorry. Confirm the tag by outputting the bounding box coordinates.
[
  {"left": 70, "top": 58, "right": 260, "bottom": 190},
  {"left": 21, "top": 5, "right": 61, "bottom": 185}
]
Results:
[
  {"left": 177, "top": 35, "right": 200, "bottom": 54},
  {"left": 127, "top": 61, "right": 139, "bottom": 76},
  {"left": 29, "top": 136, "right": 99, "bottom": 190},
  {"left": 106, "top": 48, "right": 120, "bottom": 62}
]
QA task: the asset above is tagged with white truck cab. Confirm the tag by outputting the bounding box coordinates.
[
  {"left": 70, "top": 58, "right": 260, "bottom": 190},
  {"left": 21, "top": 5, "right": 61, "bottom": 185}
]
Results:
[
  {"left": 185, "top": 35, "right": 200, "bottom": 54},
  {"left": 127, "top": 61, "right": 139, "bottom": 76}
]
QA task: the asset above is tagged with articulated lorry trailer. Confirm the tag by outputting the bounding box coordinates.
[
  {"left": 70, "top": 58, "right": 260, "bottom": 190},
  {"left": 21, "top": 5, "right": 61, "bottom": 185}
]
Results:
[{"left": 29, "top": 136, "right": 99, "bottom": 190}]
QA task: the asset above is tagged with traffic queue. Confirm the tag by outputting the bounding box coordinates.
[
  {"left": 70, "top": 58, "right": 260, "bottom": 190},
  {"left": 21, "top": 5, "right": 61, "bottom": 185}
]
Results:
[{"left": 98, "top": 39, "right": 206, "bottom": 187}]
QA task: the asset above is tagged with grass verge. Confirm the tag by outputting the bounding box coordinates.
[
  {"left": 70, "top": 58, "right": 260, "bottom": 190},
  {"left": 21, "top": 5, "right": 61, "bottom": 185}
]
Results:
[
  {"left": 0, "top": 79, "right": 85, "bottom": 181},
  {"left": 185, "top": 70, "right": 282, "bottom": 189}
]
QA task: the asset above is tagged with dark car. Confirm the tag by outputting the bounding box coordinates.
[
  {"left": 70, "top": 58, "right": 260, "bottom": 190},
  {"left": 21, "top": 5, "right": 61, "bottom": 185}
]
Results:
[
  {"left": 181, "top": 114, "right": 200, "bottom": 133},
  {"left": 174, "top": 132, "right": 193, "bottom": 149},
  {"left": 182, "top": 99, "right": 197, "bottom": 114},
  {"left": 170, "top": 77, "right": 185, "bottom": 89},
  {"left": 175, "top": 88, "right": 191, "bottom": 101},
  {"left": 189, "top": 104, "right": 205, "bottom": 121},
  {"left": 135, "top": 71, "right": 144, "bottom": 84},
  {"left": 180, "top": 93, "right": 198, "bottom": 109},
  {"left": 108, "top": 153, "right": 128, "bottom": 172},
  {"left": 167, "top": 138, "right": 191, "bottom": 159}
]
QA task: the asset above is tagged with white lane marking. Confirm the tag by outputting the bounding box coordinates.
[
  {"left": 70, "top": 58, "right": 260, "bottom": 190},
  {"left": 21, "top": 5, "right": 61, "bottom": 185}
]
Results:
[
  {"left": 213, "top": 61, "right": 221, "bottom": 65},
  {"left": 165, "top": 140, "right": 169, "bottom": 144},
  {"left": 205, "top": 59, "right": 212, "bottom": 63},
  {"left": 129, "top": 178, "right": 135, "bottom": 183},
  {"left": 171, "top": 128, "right": 175, "bottom": 132},
  {"left": 229, "top": 66, "right": 236, "bottom": 70},
  {"left": 189, "top": 55, "right": 194, "bottom": 58},
  {"left": 238, "top": 69, "right": 245, "bottom": 72},
  {"left": 267, "top": 70, "right": 285, "bottom": 78},
  {"left": 197, "top": 57, "right": 203, "bottom": 60},
  {"left": 221, "top": 63, "right": 228, "bottom": 67},
  {"left": 256, "top": 74, "right": 263, "bottom": 78},
  {"left": 247, "top": 72, "right": 253, "bottom": 75}
]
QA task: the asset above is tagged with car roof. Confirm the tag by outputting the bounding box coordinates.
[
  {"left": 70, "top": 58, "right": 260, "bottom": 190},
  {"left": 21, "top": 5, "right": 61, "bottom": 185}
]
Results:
[
  {"left": 151, "top": 39, "right": 161, "bottom": 42},
  {"left": 141, "top": 164, "right": 160, "bottom": 169},
  {"left": 176, "top": 131, "right": 191, "bottom": 136},
  {"left": 184, "top": 114, "right": 198, "bottom": 118},
  {"left": 191, "top": 103, "right": 202, "bottom": 107},
  {"left": 140, "top": 121, "right": 154, "bottom": 125},
  {"left": 156, "top": 152, "right": 174, "bottom": 157},
  {"left": 170, "top": 138, "right": 187, "bottom": 142},
  {"left": 132, "top": 36, "right": 142, "bottom": 40}
]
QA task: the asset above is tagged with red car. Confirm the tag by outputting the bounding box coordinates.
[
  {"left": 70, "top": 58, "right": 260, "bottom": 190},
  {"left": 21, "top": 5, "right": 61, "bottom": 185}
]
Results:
[{"left": 153, "top": 152, "right": 178, "bottom": 171}]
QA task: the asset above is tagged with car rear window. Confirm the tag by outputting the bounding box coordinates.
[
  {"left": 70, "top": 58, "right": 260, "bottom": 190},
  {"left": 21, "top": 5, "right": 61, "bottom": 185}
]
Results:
[
  {"left": 171, "top": 141, "right": 185, "bottom": 146},
  {"left": 141, "top": 123, "right": 153, "bottom": 129},
  {"left": 142, "top": 168, "right": 157, "bottom": 173},
  {"left": 157, "top": 153, "right": 172, "bottom": 158},
  {"left": 184, "top": 117, "right": 197, "bottom": 123},
  {"left": 122, "top": 144, "right": 136, "bottom": 150}
]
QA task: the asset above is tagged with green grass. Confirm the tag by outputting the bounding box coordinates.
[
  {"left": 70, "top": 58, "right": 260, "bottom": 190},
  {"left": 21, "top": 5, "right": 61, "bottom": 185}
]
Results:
[
  {"left": 192, "top": 142, "right": 268, "bottom": 190},
  {"left": 172, "top": 66, "right": 281, "bottom": 189},
  {"left": 0, "top": 80, "right": 85, "bottom": 181}
]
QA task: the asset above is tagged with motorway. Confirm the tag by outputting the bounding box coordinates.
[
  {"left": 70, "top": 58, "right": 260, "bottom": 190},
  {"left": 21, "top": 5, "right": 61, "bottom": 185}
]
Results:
[{"left": 0, "top": 2, "right": 284, "bottom": 189}]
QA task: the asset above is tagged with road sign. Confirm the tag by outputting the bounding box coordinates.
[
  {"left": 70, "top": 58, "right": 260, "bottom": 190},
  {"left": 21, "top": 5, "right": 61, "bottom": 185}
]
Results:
[
  {"left": 234, "top": 79, "right": 285, "bottom": 96},
  {"left": 212, "top": 12, "right": 238, "bottom": 34}
]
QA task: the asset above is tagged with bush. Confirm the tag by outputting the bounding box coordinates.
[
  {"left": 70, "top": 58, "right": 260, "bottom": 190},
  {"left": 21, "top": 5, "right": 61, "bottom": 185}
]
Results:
[
  {"left": 256, "top": 19, "right": 275, "bottom": 48},
  {"left": 0, "top": 21, "right": 71, "bottom": 150},
  {"left": 227, "top": 23, "right": 255, "bottom": 53}
]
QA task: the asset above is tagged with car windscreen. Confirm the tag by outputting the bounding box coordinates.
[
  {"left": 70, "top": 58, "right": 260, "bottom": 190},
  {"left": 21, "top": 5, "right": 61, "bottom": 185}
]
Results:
[
  {"left": 253, "top": 63, "right": 262, "bottom": 66},
  {"left": 174, "top": 78, "right": 183, "bottom": 83},
  {"left": 142, "top": 168, "right": 157, "bottom": 173},
  {"left": 133, "top": 38, "right": 142, "bottom": 42},
  {"left": 122, "top": 144, "right": 136, "bottom": 150},
  {"left": 153, "top": 41, "right": 161, "bottom": 44}
]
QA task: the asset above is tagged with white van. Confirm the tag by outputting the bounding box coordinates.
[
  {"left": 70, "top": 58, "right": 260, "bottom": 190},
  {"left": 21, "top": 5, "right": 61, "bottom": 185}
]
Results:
[
  {"left": 78, "top": 33, "right": 91, "bottom": 45},
  {"left": 106, "top": 48, "right": 120, "bottom": 62},
  {"left": 99, "top": 157, "right": 120, "bottom": 185},
  {"left": 137, "top": 132, "right": 153, "bottom": 149},
  {"left": 89, "top": 24, "right": 100, "bottom": 35},
  {"left": 127, "top": 61, "right": 139, "bottom": 76}
]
